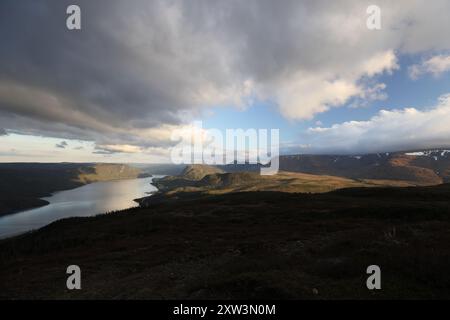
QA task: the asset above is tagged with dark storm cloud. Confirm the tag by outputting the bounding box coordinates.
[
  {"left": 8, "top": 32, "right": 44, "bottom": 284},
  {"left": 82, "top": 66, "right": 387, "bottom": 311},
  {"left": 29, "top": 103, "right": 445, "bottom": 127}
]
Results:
[
  {"left": 0, "top": 0, "right": 213, "bottom": 147},
  {"left": 55, "top": 141, "right": 68, "bottom": 149},
  {"left": 1, "top": 0, "right": 450, "bottom": 152},
  {"left": 92, "top": 150, "right": 114, "bottom": 155},
  {"left": 93, "top": 145, "right": 120, "bottom": 155}
]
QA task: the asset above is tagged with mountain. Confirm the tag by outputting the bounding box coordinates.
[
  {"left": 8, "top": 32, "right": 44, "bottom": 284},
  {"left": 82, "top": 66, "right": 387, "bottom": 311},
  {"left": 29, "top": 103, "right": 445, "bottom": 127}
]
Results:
[
  {"left": 148, "top": 149, "right": 450, "bottom": 203},
  {"left": 216, "top": 162, "right": 263, "bottom": 173},
  {"left": 146, "top": 148, "right": 450, "bottom": 189},
  {"left": 279, "top": 149, "right": 450, "bottom": 185},
  {"left": 0, "top": 163, "right": 146, "bottom": 216},
  {"left": 180, "top": 164, "right": 224, "bottom": 180}
]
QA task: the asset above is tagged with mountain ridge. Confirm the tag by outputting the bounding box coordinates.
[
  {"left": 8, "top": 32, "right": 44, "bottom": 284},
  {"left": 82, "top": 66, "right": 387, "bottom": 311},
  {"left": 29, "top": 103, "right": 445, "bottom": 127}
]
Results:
[{"left": 278, "top": 149, "right": 450, "bottom": 185}]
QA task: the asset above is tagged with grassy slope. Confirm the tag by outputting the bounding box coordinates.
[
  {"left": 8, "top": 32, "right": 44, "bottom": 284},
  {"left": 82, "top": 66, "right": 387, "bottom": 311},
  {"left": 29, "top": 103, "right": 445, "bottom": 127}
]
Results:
[
  {"left": 152, "top": 170, "right": 417, "bottom": 196},
  {"left": 180, "top": 164, "right": 224, "bottom": 180},
  {"left": 1, "top": 185, "right": 450, "bottom": 299}
]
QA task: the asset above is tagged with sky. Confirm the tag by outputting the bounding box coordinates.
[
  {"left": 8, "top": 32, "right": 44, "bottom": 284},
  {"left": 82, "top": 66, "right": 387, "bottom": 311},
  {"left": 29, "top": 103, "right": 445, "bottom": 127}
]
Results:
[{"left": 1, "top": 0, "right": 450, "bottom": 162}]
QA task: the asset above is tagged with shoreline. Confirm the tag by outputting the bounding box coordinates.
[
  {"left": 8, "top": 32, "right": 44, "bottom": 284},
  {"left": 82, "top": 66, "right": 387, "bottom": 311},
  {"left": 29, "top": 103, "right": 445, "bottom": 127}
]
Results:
[
  {"left": 0, "top": 176, "right": 158, "bottom": 240},
  {"left": 0, "top": 198, "right": 51, "bottom": 218}
]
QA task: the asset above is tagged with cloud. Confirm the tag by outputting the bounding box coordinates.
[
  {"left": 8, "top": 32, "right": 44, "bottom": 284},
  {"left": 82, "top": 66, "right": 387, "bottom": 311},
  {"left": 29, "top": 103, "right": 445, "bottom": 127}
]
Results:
[
  {"left": 303, "top": 93, "right": 450, "bottom": 154},
  {"left": 1, "top": 0, "right": 450, "bottom": 152},
  {"left": 94, "top": 144, "right": 142, "bottom": 154},
  {"left": 0, "top": 128, "right": 6, "bottom": 136},
  {"left": 264, "top": 49, "right": 399, "bottom": 119},
  {"left": 409, "top": 54, "right": 450, "bottom": 79},
  {"left": 55, "top": 141, "right": 68, "bottom": 149}
]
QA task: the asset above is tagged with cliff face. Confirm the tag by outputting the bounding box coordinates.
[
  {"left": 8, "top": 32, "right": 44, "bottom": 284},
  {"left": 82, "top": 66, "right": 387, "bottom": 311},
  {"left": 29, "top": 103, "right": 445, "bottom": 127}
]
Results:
[{"left": 76, "top": 164, "right": 142, "bottom": 183}]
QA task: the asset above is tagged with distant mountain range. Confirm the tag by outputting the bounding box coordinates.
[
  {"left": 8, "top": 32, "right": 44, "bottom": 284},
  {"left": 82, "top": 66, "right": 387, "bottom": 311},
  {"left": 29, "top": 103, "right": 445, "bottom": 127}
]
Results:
[
  {"left": 145, "top": 149, "right": 450, "bottom": 202},
  {"left": 279, "top": 149, "right": 450, "bottom": 185},
  {"left": 137, "top": 149, "right": 450, "bottom": 187}
]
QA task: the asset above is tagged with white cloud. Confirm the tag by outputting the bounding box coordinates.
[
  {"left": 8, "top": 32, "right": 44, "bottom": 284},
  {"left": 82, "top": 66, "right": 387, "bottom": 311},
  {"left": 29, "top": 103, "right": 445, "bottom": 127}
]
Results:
[
  {"left": 272, "top": 50, "right": 398, "bottom": 119},
  {"left": 409, "top": 54, "right": 450, "bottom": 79},
  {"left": 304, "top": 93, "right": 450, "bottom": 153},
  {"left": 360, "top": 50, "right": 399, "bottom": 77},
  {"left": 275, "top": 74, "right": 362, "bottom": 120}
]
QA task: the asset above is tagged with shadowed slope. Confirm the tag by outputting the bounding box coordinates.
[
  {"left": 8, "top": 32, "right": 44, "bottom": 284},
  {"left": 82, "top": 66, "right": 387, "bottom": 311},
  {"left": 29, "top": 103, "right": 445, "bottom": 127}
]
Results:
[{"left": 1, "top": 184, "right": 450, "bottom": 299}]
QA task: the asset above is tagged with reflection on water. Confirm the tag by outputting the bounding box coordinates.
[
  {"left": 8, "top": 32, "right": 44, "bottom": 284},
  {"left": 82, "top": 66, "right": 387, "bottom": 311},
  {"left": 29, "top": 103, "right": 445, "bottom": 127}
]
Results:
[{"left": 0, "top": 176, "right": 158, "bottom": 239}]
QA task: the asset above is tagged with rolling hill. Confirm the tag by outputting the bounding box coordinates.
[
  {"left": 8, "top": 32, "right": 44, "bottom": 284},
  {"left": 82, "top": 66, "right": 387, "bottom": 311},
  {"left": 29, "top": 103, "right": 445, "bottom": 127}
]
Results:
[
  {"left": 179, "top": 164, "right": 224, "bottom": 180},
  {"left": 148, "top": 164, "right": 417, "bottom": 204}
]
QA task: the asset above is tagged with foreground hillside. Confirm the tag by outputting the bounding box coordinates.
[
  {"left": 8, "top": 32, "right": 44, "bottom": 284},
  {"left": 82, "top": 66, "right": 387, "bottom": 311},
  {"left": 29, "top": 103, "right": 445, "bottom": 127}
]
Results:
[
  {"left": 0, "top": 163, "right": 145, "bottom": 216},
  {"left": 1, "top": 184, "right": 450, "bottom": 299}
]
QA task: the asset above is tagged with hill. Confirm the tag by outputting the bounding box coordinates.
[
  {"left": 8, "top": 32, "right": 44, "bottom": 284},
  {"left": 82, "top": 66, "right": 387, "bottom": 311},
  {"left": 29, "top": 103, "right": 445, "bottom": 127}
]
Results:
[
  {"left": 180, "top": 164, "right": 224, "bottom": 180},
  {"left": 150, "top": 164, "right": 416, "bottom": 200},
  {"left": 2, "top": 184, "right": 450, "bottom": 299}
]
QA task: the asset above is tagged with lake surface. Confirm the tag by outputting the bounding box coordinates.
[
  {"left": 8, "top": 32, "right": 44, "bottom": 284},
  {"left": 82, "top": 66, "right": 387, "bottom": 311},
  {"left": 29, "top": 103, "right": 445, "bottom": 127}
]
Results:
[{"left": 0, "top": 176, "right": 158, "bottom": 239}]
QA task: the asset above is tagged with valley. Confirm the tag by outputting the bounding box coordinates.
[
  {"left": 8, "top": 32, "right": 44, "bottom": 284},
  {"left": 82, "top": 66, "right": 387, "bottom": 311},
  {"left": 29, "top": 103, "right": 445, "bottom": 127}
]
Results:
[
  {"left": 3, "top": 149, "right": 450, "bottom": 299},
  {"left": 0, "top": 163, "right": 148, "bottom": 216}
]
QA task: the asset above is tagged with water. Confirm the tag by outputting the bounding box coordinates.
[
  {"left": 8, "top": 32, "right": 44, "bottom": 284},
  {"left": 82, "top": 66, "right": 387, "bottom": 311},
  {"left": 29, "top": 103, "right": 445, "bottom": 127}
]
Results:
[{"left": 0, "top": 176, "right": 158, "bottom": 239}]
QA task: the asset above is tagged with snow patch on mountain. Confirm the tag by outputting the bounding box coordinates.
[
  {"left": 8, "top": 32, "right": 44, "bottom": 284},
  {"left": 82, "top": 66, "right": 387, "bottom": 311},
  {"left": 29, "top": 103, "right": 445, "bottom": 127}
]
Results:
[{"left": 405, "top": 149, "right": 450, "bottom": 157}]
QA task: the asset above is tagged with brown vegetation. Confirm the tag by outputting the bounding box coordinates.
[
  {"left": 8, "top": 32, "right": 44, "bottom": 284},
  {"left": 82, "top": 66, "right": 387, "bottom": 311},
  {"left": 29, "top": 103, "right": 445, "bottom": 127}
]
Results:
[{"left": 1, "top": 184, "right": 450, "bottom": 299}]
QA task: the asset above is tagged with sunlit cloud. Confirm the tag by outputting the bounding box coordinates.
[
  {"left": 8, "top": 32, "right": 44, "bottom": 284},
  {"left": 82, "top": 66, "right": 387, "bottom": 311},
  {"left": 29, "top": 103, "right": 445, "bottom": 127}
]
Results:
[
  {"left": 409, "top": 54, "right": 450, "bottom": 80},
  {"left": 304, "top": 93, "right": 450, "bottom": 153}
]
